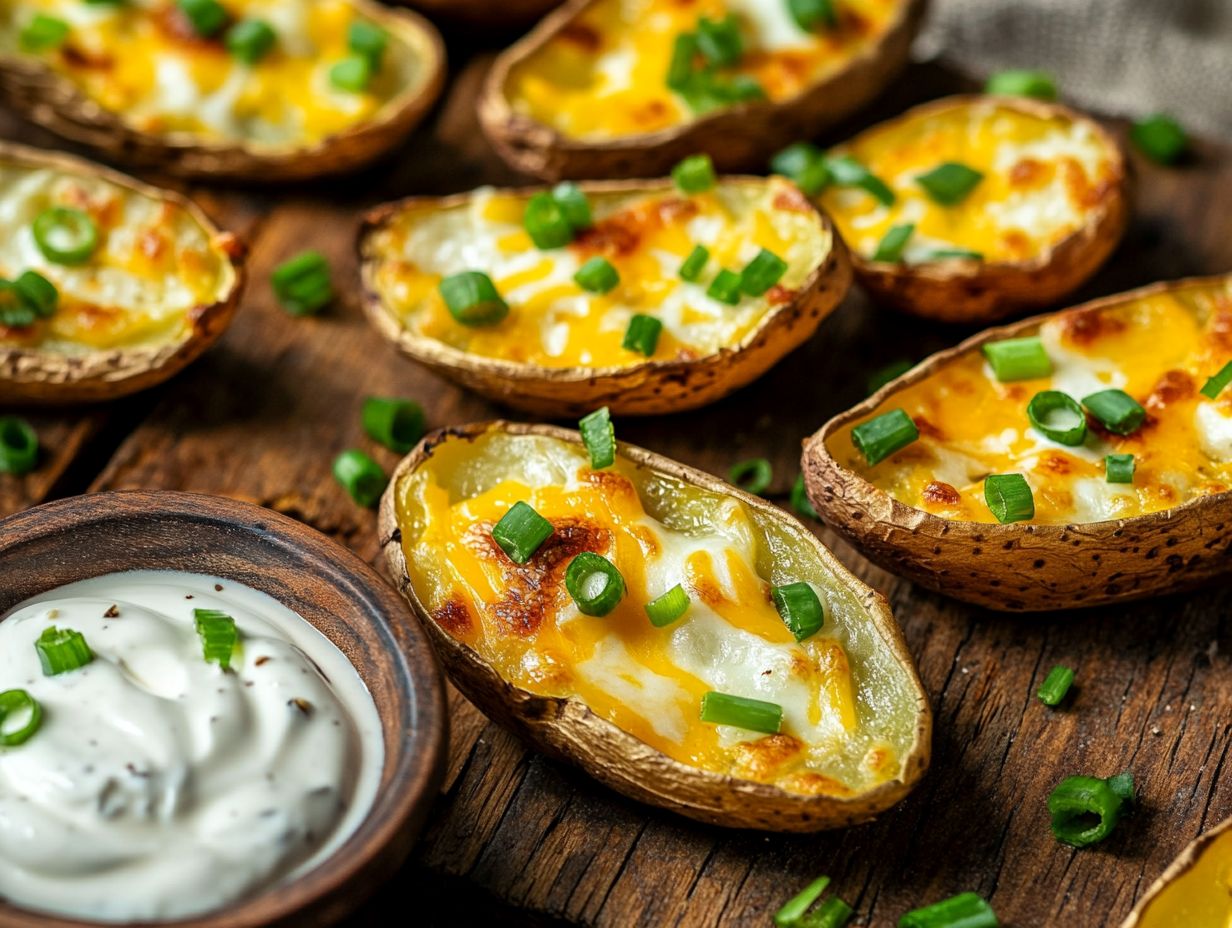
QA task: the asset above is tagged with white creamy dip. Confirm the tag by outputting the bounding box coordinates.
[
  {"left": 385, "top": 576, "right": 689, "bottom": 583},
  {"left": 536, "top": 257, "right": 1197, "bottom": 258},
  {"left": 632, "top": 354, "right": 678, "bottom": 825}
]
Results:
[{"left": 0, "top": 570, "right": 384, "bottom": 922}]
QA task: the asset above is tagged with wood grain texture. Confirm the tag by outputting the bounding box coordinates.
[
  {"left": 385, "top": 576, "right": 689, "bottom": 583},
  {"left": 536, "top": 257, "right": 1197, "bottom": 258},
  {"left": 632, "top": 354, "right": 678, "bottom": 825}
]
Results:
[{"left": 5, "top": 45, "right": 1232, "bottom": 927}]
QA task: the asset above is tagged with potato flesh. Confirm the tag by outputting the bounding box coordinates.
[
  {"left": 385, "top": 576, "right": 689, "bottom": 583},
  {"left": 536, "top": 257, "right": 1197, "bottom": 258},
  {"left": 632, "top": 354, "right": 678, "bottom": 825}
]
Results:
[{"left": 1133, "top": 827, "right": 1232, "bottom": 927}]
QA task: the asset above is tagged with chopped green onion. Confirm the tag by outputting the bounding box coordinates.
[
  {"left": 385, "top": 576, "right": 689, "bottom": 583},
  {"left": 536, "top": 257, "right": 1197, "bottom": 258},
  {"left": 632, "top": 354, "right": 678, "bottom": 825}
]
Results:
[
  {"left": 579, "top": 406, "right": 616, "bottom": 470},
  {"left": 193, "top": 608, "right": 239, "bottom": 670},
  {"left": 921, "top": 247, "right": 985, "bottom": 262},
  {"left": 872, "top": 223, "right": 915, "bottom": 263},
  {"left": 574, "top": 256, "right": 620, "bottom": 294},
  {"left": 1107, "top": 771, "right": 1135, "bottom": 805},
  {"left": 622, "top": 314, "right": 662, "bottom": 356},
  {"left": 791, "top": 473, "right": 818, "bottom": 519},
  {"left": 348, "top": 20, "right": 388, "bottom": 70},
  {"left": 915, "top": 162, "right": 984, "bottom": 205},
  {"left": 707, "top": 268, "right": 743, "bottom": 305},
  {"left": 851, "top": 409, "right": 918, "bottom": 466},
  {"left": 551, "top": 182, "right": 592, "bottom": 232},
  {"left": 565, "top": 552, "right": 625, "bottom": 617},
  {"left": 524, "top": 192, "right": 574, "bottom": 249},
  {"left": 696, "top": 15, "right": 742, "bottom": 67},
  {"left": 826, "top": 155, "right": 896, "bottom": 206},
  {"left": 645, "top": 584, "right": 691, "bottom": 627},
  {"left": 868, "top": 359, "right": 913, "bottom": 394},
  {"left": 1037, "top": 665, "right": 1074, "bottom": 707},
  {"left": 0, "top": 689, "right": 42, "bottom": 747},
  {"left": 0, "top": 416, "right": 39, "bottom": 475},
  {"left": 699, "top": 691, "right": 782, "bottom": 734},
  {"left": 773, "top": 581, "right": 824, "bottom": 642},
  {"left": 492, "top": 501, "right": 554, "bottom": 565},
  {"left": 1048, "top": 774, "right": 1123, "bottom": 847},
  {"left": 1200, "top": 361, "right": 1232, "bottom": 399},
  {"left": 362, "top": 397, "right": 425, "bottom": 453},
  {"left": 35, "top": 626, "right": 93, "bottom": 676},
  {"left": 0, "top": 280, "right": 37, "bottom": 328},
  {"left": 808, "top": 898, "right": 855, "bottom": 928},
  {"left": 1131, "top": 114, "right": 1187, "bottom": 165},
  {"left": 787, "top": 0, "right": 838, "bottom": 32},
  {"left": 33, "top": 206, "right": 99, "bottom": 265},
  {"left": 272, "top": 250, "right": 333, "bottom": 315},
  {"left": 770, "top": 142, "right": 831, "bottom": 196},
  {"left": 672, "top": 154, "right": 717, "bottom": 194},
  {"left": 729, "top": 457, "right": 772, "bottom": 495},
  {"left": 1027, "top": 391, "right": 1087, "bottom": 446},
  {"left": 794, "top": 156, "right": 832, "bottom": 197},
  {"left": 1105, "top": 453, "right": 1135, "bottom": 484},
  {"left": 329, "top": 54, "right": 372, "bottom": 93},
  {"left": 982, "top": 336, "right": 1052, "bottom": 381},
  {"left": 774, "top": 875, "right": 831, "bottom": 927},
  {"left": 666, "top": 33, "right": 699, "bottom": 91},
  {"left": 177, "top": 0, "right": 227, "bottom": 37},
  {"left": 225, "top": 19, "right": 276, "bottom": 64},
  {"left": 14, "top": 271, "right": 57, "bottom": 319},
  {"left": 1081, "top": 389, "right": 1145, "bottom": 435},
  {"left": 984, "top": 473, "right": 1034, "bottom": 524},
  {"left": 438, "top": 271, "right": 509, "bottom": 326},
  {"left": 898, "top": 892, "right": 999, "bottom": 928},
  {"left": 740, "top": 248, "right": 788, "bottom": 296},
  {"left": 679, "top": 245, "right": 710, "bottom": 282},
  {"left": 332, "top": 449, "right": 387, "bottom": 507},
  {"left": 984, "top": 69, "right": 1057, "bottom": 100},
  {"left": 676, "top": 70, "right": 765, "bottom": 114},
  {"left": 19, "top": 14, "right": 69, "bottom": 52}
]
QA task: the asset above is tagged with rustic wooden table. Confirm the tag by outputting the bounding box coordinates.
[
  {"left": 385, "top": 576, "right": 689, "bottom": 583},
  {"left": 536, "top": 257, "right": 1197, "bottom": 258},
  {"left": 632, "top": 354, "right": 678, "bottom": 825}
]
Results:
[{"left": 3, "top": 34, "right": 1230, "bottom": 928}]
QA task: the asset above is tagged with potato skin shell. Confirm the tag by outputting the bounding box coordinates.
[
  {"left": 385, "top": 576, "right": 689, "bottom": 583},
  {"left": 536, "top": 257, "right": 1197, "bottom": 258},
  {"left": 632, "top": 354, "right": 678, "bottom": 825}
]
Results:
[
  {"left": 0, "top": 1, "right": 446, "bottom": 181},
  {"left": 0, "top": 143, "right": 245, "bottom": 405},
  {"left": 1120, "top": 815, "right": 1232, "bottom": 928},
  {"left": 357, "top": 178, "right": 853, "bottom": 417},
  {"left": 478, "top": 0, "right": 930, "bottom": 181},
  {"left": 380, "top": 420, "right": 932, "bottom": 831},
  {"left": 802, "top": 276, "right": 1232, "bottom": 612},
  {"left": 840, "top": 96, "right": 1131, "bottom": 324}
]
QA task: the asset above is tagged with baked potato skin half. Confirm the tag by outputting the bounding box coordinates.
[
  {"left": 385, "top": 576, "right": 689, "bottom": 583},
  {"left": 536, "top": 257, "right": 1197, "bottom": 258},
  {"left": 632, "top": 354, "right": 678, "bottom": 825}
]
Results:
[
  {"left": 817, "top": 96, "right": 1129, "bottom": 323},
  {"left": 0, "top": 143, "right": 243, "bottom": 405},
  {"left": 479, "top": 0, "right": 929, "bottom": 181},
  {"left": 0, "top": 0, "right": 445, "bottom": 181},
  {"left": 802, "top": 277, "right": 1232, "bottom": 612},
  {"left": 358, "top": 177, "right": 851, "bottom": 417},
  {"left": 380, "top": 421, "right": 931, "bottom": 831},
  {"left": 1121, "top": 816, "right": 1232, "bottom": 928}
]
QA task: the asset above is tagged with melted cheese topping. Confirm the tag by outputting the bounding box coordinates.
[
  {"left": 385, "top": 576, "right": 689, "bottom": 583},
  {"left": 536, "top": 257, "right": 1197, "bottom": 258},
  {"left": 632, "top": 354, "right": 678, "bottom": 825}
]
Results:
[
  {"left": 818, "top": 99, "right": 1119, "bottom": 263},
  {"left": 2, "top": 0, "right": 423, "bottom": 145},
  {"left": 505, "top": 0, "right": 902, "bottom": 140},
  {"left": 397, "top": 430, "right": 921, "bottom": 794},
  {"left": 1132, "top": 827, "right": 1232, "bottom": 928},
  {"left": 827, "top": 278, "right": 1232, "bottom": 525},
  {"left": 0, "top": 163, "right": 232, "bottom": 354},
  {"left": 366, "top": 178, "right": 827, "bottom": 368}
]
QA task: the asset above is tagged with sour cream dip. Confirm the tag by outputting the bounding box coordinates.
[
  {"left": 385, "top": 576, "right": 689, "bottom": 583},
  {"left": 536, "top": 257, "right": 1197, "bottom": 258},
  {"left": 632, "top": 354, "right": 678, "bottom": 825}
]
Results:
[{"left": 0, "top": 571, "right": 384, "bottom": 922}]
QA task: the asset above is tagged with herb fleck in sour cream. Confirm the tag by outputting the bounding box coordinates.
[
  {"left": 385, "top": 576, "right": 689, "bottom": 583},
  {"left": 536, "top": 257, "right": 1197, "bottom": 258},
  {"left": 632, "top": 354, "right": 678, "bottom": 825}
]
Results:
[{"left": 0, "top": 571, "right": 384, "bottom": 922}]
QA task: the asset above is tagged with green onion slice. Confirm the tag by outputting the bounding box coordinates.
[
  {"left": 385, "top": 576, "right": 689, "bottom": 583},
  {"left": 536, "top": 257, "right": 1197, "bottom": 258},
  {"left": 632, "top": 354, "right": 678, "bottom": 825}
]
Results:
[
  {"left": 36, "top": 626, "right": 94, "bottom": 676},
  {"left": 33, "top": 206, "right": 99, "bottom": 265},
  {"left": 1081, "top": 389, "right": 1145, "bottom": 435},
  {"left": 14, "top": 271, "right": 57, "bottom": 319},
  {"left": 696, "top": 15, "right": 742, "bottom": 67},
  {"left": 826, "top": 155, "right": 896, "bottom": 206},
  {"left": 770, "top": 142, "right": 831, "bottom": 196},
  {"left": 272, "top": 250, "right": 333, "bottom": 315},
  {"left": 809, "top": 897, "right": 855, "bottom": 928},
  {"left": 1037, "top": 665, "right": 1074, "bottom": 707},
  {"left": 984, "top": 68, "right": 1058, "bottom": 100},
  {"left": 1048, "top": 774, "right": 1123, "bottom": 847},
  {"left": 1131, "top": 114, "right": 1187, "bottom": 165},
  {"left": 438, "top": 271, "right": 509, "bottom": 326},
  {"left": 225, "top": 19, "right": 276, "bottom": 64},
  {"left": 740, "top": 248, "right": 788, "bottom": 296},
  {"left": 898, "top": 892, "right": 999, "bottom": 928},
  {"left": 922, "top": 247, "right": 984, "bottom": 262},
  {"left": 774, "top": 875, "right": 831, "bottom": 927},
  {"left": 666, "top": 33, "right": 699, "bottom": 91},
  {"left": 868, "top": 359, "right": 914, "bottom": 395},
  {"left": 982, "top": 336, "right": 1052, "bottom": 382},
  {"left": 574, "top": 256, "right": 620, "bottom": 294},
  {"left": 1105, "top": 453, "right": 1135, "bottom": 484},
  {"left": 699, "top": 691, "right": 782, "bottom": 734},
  {"left": 1026, "top": 390, "right": 1087, "bottom": 446},
  {"left": 551, "top": 182, "right": 592, "bottom": 232},
  {"left": 0, "top": 689, "right": 43, "bottom": 747},
  {"left": 790, "top": 473, "right": 818, "bottom": 519},
  {"left": 362, "top": 397, "right": 425, "bottom": 453},
  {"left": 851, "top": 409, "right": 919, "bottom": 466},
  {"left": 1200, "top": 361, "right": 1232, "bottom": 399},
  {"left": 332, "top": 449, "right": 387, "bottom": 508},
  {"left": 329, "top": 54, "right": 372, "bottom": 93},
  {"left": 193, "top": 608, "right": 239, "bottom": 670},
  {"left": 565, "top": 552, "right": 625, "bottom": 617},
  {"left": 672, "top": 154, "right": 717, "bottom": 194},
  {"left": 622, "top": 314, "right": 662, "bottom": 356},
  {"left": 872, "top": 223, "right": 915, "bottom": 263},
  {"left": 492, "top": 501, "right": 554, "bottom": 565},
  {"left": 787, "top": 0, "right": 838, "bottom": 32},
  {"left": 707, "top": 268, "right": 743, "bottom": 305},
  {"left": 579, "top": 406, "right": 616, "bottom": 470},
  {"left": 177, "top": 0, "right": 228, "bottom": 37},
  {"left": 729, "top": 457, "right": 772, "bottom": 495},
  {"left": 1107, "top": 771, "right": 1135, "bottom": 806},
  {"left": 348, "top": 20, "right": 388, "bottom": 70},
  {"left": 773, "top": 581, "right": 824, "bottom": 642},
  {"left": 0, "top": 416, "right": 39, "bottom": 475},
  {"left": 524, "top": 192, "right": 574, "bottom": 249},
  {"left": 916, "top": 162, "right": 985, "bottom": 205},
  {"left": 645, "top": 584, "right": 691, "bottom": 627},
  {"left": 19, "top": 14, "right": 69, "bottom": 52},
  {"left": 0, "top": 280, "right": 37, "bottom": 328},
  {"left": 679, "top": 245, "right": 710, "bottom": 282},
  {"left": 984, "top": 473, "right": 1034, "bottom": 524}
]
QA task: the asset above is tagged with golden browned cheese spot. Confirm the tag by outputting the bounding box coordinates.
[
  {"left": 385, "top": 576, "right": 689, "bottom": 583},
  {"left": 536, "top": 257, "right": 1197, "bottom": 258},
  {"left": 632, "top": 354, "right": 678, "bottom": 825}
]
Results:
[
  {"left": 71, "top": 303, "right": 122, "bottom": 330},
  {"left": 60, "top": 183, "right": 121, "bottom": 228},
  {"left": 675, "top": 347, "right": 701, "bottom": 361},
  {"left": 572, "top": 197, "right": 696, "bottom": 259},
  {"left": 1009, "top": 157, "right": 1048, "bottom": 188},
  {"left": 838, "top": 5, "right": 873, "bottom": 36},
  {"left": 773, "top": 187, "right": 813, "bottom": 213},
  {"left": 631, "top": 100, "right": 671, "bottom": 128},
  {"left": 781, "top": 771, "right": 854, "bottom": 797},
  {"left": 1001, "top": 229, "right": 1032, "bottom": 258},
  {"left": 155, "top": 2, "right": 230, "bottom": 49},
  {"left": 140, "top": 228, "right": 169, "bottom": 262},
  {"left": 922, "top": 481, "right": 961, "bottom": 505},
  {"left": 864, "top": 745, "right": 893, "bottom": 775},
  {"left": 559, "top": 22, "right": 602, "bottom": 53},
  {"left": 1059, "top": 307, "right": 1126, "bottom": 346},
  {"left": 913, "top": 414, "right": 945, "bottom": 441},
  {"left": 1038, "top": 451, "right": 1073, "bottom": 476},
  {"left": 1146, "top": 369, "right": 1195, "bottom": 412},
  {"left": 766, "top": 284, "right": 799, "bottom": 306},
  {"left": 0, "top": 322, "right": 42, "bottom": 342},
  {"left": 732, "top": 733, "right": 805, "bottom": 781},
  {"left": 432, "top": 597, "right": 473, "bottom": 636},
  {"left": 692, "top": 572, "right": 728, "bottom": 608},
  {"left": 1206, "top": 298, "right": 1232, "bottom": 352},
  {"left": 61, "top": 44, "right": 114, "bottom": 70},
  {"left": 580, "top": 468, "right": 638, "bottom": 503},
  {"left": 1062, "top": 157, "right": 1105, "bottom": 209},
  {"left": 628, "top": 523, "right": 661, "bottom": 558}
]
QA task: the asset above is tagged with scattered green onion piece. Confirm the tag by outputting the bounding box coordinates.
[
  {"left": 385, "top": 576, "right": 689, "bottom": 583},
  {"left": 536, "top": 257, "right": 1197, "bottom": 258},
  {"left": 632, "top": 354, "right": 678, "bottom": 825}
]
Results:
[
  {"left": 33, "top": 206, "right": 99, "bottom": 265},
  {"left": 1026, "top": 391, "right": 1087, "bottom": 446},
  {"left": 574, "top": 256, "right": 620, "bottom": 294},
  {"left": 622, "top": 314, "right": 662, "bottom": 356},
  {"left": 729, "top": 457, "right": 772, "bottom": 495},
  {"left": 774, "top": 875, "right": 831, "bottom": 928},
  {"left": 868, "top": 359, "right": 913, "bottom": 394},
  {"left": 35, "top": 626, "right": 93, "bottom": 676},
  {"left": 872, "top": 223, "right": 915, "bottom": 263},
  {"left": 361, "top": 396, "right": 425, "bottom": 453},
  {"left": 984, "top": 473, "right": 1034, "bottom": 524},
  {"left": 19, "top": 14, "right": 69, "bottom": 52},
  {"left": 707, "top": 268, "right": 743, "bottom": 305},
  {"left": 826, "top": 155, "right": 896, "bottom": 206},
  {"left": 565, "top": 552, "right": 625, "bottom": 617},
  {"left": 666, "top": 33, "right": 699, "bottom": 91},
  {"left": 272, "top": 250, "right": 333, "bottom": 315},
  {"left": 0, "top": 689, "right": 42, "bottom": 747},
  {"left": 1105, "top": 453, "right": 1135, "bottom": 484},
  {"left": 794, "top": 156, "right": 832, "bottom": 197},
  {"left": 1048, "top": 775, "right": 1123, "bottom": 847},
  {"left": 984, "top": 69, "right": 1057, "bottom": 100},
  {"left": 696, "top": 15, "right": 742, "bottom": 67},
  {"left": 699, "top": 691, "right": 782, "bottom": 734},
  {"left": 982, "top": 336, "right": 1052, "bottom": 382},
  {"left": 791, "top": 473, "right": 818, "bottom": 519},
  {"left": 438, "top": 271, "right": 508, "bottom": 326},
  {"left": 915, "top": 162, "right": 984, "bottom": 205},
  {"left": 1037, "top": 665, "right": 1074, "bottom": 707},
  {"left": 492, "top": 501, "right": 554, "bottom": 565},
  {"left": 0, "top": 280, "right": 37, "bottom": 328},
  {"left": 14, "top": 271, "right": 58, "bottom": 319},
  {"left": 787, "top": 0, "right": 838, "bottom": 32},
  {"left": 551, "top": 182, "right": 592, "bottom": 232},
  {"left": 773, "top": 581, "right": 824, "bottom": 642},
  {"left": 1107, "top": 771, "right": 1135, "bottom": 806},
  {"left": 579, "top": 406, "right": 616, "bottom": 470},
  {"left": 1131, "top": 114, "right": 1187, "bottom": 165},
  {"left": 524, "top": 192, "right": 574, "bottom": 249},
  {"left": 740, "top": 248, "right": 788, "bottom": 296},
  {"left": 177, "top": 0, "right": 228, "bottom": 37},
  {"left": 679, "top": 245, "right": 710, "bottom": 282},
  {"left": 1200, "top": 361, "right": 1232, "bottom": 399},
  {"left": 672, "top": 154, "right": 717, "bottom": 194},
  {"left": 898, "top": 892, "right": 999, "bottom": 928},
  {"left": 329, "top": 54, "right": 372, "bottom": 93},
  {"left": 1081, "top": 389, "right": 1145, "bottom": 435},
  {"left": 921, "top": 247, "right": 985, "bottom": 262},
  {"left": 0, "top": 416, "right": 39, "bottom": 475},
  {"left": 770, "top": 142, "right": 831, "bottom": 196},
  {"left": 677, "top": 70, "right": 765, "bottom": 113},
  {"left": 332, "top": 449, "right": 387, "bottom": 507},
  {"left": 645, "top": 584, "right": 690, "bottom": 627},
  {"left": 348, "top": 20, "right": 388, "bottom": 70},
  {"left": 809, "top": 898, "right": 855, "bottom": 928},
  {"left": 851, "top": 409, "right": 918, "bottom": 466},
  {"left": 225, "top": 19, "right": 276, "bottom": 64},
  {"left": 193, "top": 608, "right": 239, "bottom": 670}
]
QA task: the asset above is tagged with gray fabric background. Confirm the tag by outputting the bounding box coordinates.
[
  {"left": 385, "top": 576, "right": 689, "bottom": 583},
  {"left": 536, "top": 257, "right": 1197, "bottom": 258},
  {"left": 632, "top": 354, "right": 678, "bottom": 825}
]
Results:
[{"left": 917, "top": 0, "right": 1232, "bottom": 139}]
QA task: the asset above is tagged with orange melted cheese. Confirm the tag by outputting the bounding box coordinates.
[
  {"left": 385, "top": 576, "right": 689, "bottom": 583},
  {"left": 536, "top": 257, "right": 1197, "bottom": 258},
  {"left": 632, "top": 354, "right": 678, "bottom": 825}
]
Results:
[
  {"left": 1131, "top": 825, "right": 1232, "bottom": 928},
  {"left": 828, "top": 279, "right": 1232, "bottom": 524}
]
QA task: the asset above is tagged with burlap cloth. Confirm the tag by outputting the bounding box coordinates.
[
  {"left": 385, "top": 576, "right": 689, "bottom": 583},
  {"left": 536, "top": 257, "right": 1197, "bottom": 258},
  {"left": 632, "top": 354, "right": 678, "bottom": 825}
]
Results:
[{"left": 917, "top": 0, "right": 1232, "bottom": 139}]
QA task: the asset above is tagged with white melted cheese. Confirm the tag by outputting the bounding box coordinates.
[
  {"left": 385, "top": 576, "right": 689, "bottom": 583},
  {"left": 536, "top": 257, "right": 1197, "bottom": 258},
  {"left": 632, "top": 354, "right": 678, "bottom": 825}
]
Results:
[
  {"left": 1196, "top": 402, "right": 1232, "bottom": 462},
  {"left": 725, "top": 0, "right": 814, "bottom": 50}
]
